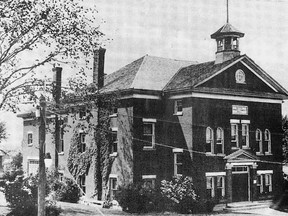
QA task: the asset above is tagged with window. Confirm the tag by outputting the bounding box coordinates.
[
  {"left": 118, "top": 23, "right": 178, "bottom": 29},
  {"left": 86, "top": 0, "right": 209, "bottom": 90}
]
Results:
[
  {"left": 206, "top": 177, "right": 215, "bottom": 197},
  {"left": 241, "top": 124, "right": 249, "bottom": 148},
  {"left": 109, "top": 107, "right": 118, "bottom": 117},
  {"left": 59, "top": 127, "right": 64, "bottom": 153},
  {"left": 264, "top": 129, "right": 271, "bottom": 154},
  {"left": 173, "top": 149, "right": 183, "bottom": 176},
  {"left": 235, "top": 69, "right": 246, "bottom": 84},
  {"left": 142, "top": 175, "right": 156, "bottom": 189},
  {"left": 79, "top": 133, "right": 86, "bottom": 153},
  {"left": 174, "top": 100, "right": 183, "bottom": 115},
  {"left": 110, "top": 131, "right": 118, "bottom": 156},
  {"left": 257, "top": 174, "right": 264, "bottom": 194},
  {"left": 28, "top": 133, "right": 33, "bottom": 145},
  {"left": 217, "top": 39, "right": 224, "bottom": 51},
  {"left": 217, "top": 176, "right": 225, "bottom": 198},
  {"left": 78, "top": 174, "right": 86, "bottom": 194},
  {"left": 206, "top": 127, "right": 214, "bottom": 154},
  {"left": 256, "top": 129, "right": 263, "bottom": 155},
  {"left": 216, "top": 127, "right": 224, "bottom": 154},
  {"left": 143, "top": 122, "right": 155, "bottom": 149},
  {"left": 265, "top": 174, "right": 272, "bottom": 192},
  {"left": 109, "top": 177, "right": 117, "bottom": 199},
  {"left": 231, "top": 124, "right": 239, "bottom": 148},
  {"left": 79, "top": 108, "right": 86, "bottom": 119}
]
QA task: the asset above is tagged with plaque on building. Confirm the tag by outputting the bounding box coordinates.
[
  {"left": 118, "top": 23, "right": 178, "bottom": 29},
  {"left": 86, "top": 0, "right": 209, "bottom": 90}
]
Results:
[{"left": 232, "top": 105, "right": 248, "bottom": 115}]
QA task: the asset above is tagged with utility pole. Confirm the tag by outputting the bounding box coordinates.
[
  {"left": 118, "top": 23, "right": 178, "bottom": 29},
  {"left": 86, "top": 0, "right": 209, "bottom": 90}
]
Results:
[{"left": 38, "top": 95, "right": 46, "bottom": 216}]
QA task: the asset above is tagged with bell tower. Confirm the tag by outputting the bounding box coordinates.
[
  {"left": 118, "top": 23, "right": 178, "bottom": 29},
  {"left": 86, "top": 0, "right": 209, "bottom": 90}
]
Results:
[{"left": 211, "top": 0, "right": 244, "bottom": 64}]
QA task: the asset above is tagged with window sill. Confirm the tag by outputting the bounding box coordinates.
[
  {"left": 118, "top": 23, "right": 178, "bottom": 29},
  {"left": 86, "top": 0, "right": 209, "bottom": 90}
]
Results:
[
  {"left": 231, "top": 147, "right": 240, "bottom": 150},
  {"left": 216, "top": 153, "right": 225, "bottom": 157},
  {"left": 265, "top": 152, "right": 272, "bottom": 156},
  {"left": 242, "top": 146, "right": 250, "bottom": 150},
  {"left": 58, "top": 152, "right": 64, "bottom": 156},
  {"left": 205, "top": 153, "right": 216, "bottom": 156},
  {"left": 143, "top": 146, "right": 156, "bottom": 151},
  {"left": 109, "top": 153, "right": 118, "bottom": 157},
  {"left": 109, "top": 114, "right": 118, "bottom": 118},
  {"left": 256, "top": 152, "right": 264, "bottom": 156},
  {"left": 28, "top": 144, "right": 33, "bottom": 147},
  {"left": 173, "top": 112, "right": 183, "bottom": 116}
]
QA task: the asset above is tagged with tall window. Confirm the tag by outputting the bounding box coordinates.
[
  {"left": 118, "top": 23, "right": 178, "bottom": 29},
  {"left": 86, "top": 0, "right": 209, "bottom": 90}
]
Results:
[
  {"left": 231, "top": 124, "right": 239, "bottom": 148},
  {"left": 174, "top": 100, "right": 183, "bottom": 115},
  {"left": 173, "top": 149, "right": 183, "bottom": 176},
  {"left": 110, "top": 131, "right": 118, "bottom": 156},
  {"left": 216, "top": 176, "right": 225, "bottom": 198},
  {"left": 264, "top": 129, "right": 271, "bottom": 154},
  {"left": 216, "top": 127, "right": 224, "bottom": 154},
  {"left": 109, "top": 177, "right": 118, "bottom": 200},
  {"left": 143, "top": 122, "right": 155, "bottom": 149},
  {"left": 206, "top": 177, "right": 215, "bottom": 197},
  {"left": 79, "top": 133, "right": 86, "bottom": 153},
  {"left": 241, "top": 124, "right": 249, "bottom": 148},
  {"left": 27, "top": 133, "right": 33, "bottom": 145},
  {"left": 265, "top": 174, "right": 272, "bottom": 192},
  {"left": 206, "top": 127, "right": 214, "bottom": 154},
  {"left": 78, "top": 174, "right": 86, "bottom": 194},
  {"left": 257, "top": 174, "right": 264, "bottom": 194},
  {"left": 256, "top": 129, "right": 263, "bottom": 155}
]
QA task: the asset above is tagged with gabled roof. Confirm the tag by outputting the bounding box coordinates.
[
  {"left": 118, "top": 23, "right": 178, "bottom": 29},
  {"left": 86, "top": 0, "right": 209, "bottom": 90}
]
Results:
[
  {"left": 101, "top": 55, "right": 196, "bottom": 93},
  {"left": 164, "top": 54, "right": 288, "bottom": 97},
  {"left": 224, "top": 149, "right": 259, "bottom": 162},
  {"left": 211, "top": 23, "right": 244, "bottom": 39}
]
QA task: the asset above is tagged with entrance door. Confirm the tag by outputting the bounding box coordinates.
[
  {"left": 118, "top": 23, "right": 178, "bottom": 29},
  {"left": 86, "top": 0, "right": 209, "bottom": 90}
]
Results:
[{"left": 232, "top": 173, "right": 248, "bottom": 202}]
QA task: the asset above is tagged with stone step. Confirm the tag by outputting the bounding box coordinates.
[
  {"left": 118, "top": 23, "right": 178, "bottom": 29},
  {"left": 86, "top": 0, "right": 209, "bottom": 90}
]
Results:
[{"left": 224, "top": 200, "right": 271, "bottom": 212}]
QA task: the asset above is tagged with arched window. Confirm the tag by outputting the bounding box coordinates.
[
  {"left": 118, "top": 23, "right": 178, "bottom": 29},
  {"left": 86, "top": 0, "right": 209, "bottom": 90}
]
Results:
[
  {"left": 206, "top": 127, "right": 214, "bottom": 154},
  {"left": 256, "top": 129, "right": 263, "bottom": 155},
  {"left": 216, "top": 127, "right": 224, "bottom": 154},
  {"left": 264, "top": 129, "right": 271, "bottom": 154}
]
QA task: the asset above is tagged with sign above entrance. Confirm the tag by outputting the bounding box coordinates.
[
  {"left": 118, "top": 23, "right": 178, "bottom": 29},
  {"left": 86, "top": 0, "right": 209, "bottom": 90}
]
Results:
[{"left": 232, "top": 105, "right": 248, "bottom": 115}]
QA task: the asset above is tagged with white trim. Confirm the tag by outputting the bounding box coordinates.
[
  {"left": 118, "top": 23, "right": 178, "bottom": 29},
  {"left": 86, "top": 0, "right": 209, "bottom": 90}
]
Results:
[
  {"left": 241, "top": 61, "right": 278, "bottom": 92},
  {"left": 58, "top": 170, "right": 64, "bottom": 174},
  {"left": 241, "top": 120, "right": 250, "bottom": 124},
  {"left": 142, "top": 175, "right": 156, "bottom": 179},
  {"left": 230, "top": 162, "right": 255, "bottom": 166},
  {"left": 230, "top": 119, "right": 240, "bottom": 123},
  {"left": 257, "top": 170, "right": 273, "bottom": 175},
  {"left": 173, "top": 148, "right": 184, "bottom": 153},
  {"left": 121, "top": 94, "right": 161, "bottom": 100},
  {"left": 169, "top": 92, "right": 282, "bottom": 104},
  {"left": 27, "top": 156, "right": 39, "bottom": 160},
  {"left": 205, "top": 172, "right": 226, "bottom": 177},
  {"left": 194, "top": 57, "right": 244, "bottom": 87},
  {"left": 143, "top": 118, "right": 157, "bottom": 123},
  {"left": 109, "top": 174, "right": 118, "bottom": 178}
]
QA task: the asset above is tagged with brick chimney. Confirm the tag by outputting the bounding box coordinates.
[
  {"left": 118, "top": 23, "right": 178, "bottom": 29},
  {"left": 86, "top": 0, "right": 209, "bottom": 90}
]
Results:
[{"left": 93, "top": 48, "right": 106, "bottom": 89}]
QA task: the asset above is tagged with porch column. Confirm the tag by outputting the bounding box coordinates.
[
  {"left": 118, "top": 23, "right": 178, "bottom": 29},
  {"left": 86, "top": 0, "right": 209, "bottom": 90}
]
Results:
[
  {"left": 251, "top": 163, "right": 258, "bottom": 202},
  {"left": 226, "top": 163, "right": 233, "bottom": 203}
]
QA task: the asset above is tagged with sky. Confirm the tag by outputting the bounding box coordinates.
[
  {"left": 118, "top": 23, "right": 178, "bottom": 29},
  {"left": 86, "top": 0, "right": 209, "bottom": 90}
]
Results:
[{"left": 1, "top": 0, "right": 288, "bottom": 150}]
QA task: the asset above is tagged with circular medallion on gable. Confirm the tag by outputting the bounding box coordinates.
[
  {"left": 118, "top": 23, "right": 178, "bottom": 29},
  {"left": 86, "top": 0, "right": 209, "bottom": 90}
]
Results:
[{"left": 235, "top": 69, "right": 245, "bottom": 84}]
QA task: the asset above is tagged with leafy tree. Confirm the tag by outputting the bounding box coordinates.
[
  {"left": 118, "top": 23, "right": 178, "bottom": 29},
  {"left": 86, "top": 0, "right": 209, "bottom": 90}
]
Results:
[
  {"left": 0, "top": 0, "right": 103, "bottom": 111},
  {"left": 0, "top": 121, "right": 7, "bottom": 143},
  {"left": 283, "top": 115, "right": 288, "bottom": 162}
]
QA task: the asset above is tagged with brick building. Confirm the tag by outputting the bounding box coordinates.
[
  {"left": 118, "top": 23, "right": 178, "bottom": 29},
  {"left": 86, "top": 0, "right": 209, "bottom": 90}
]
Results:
[{"left": 18, "top": 20, "right": 288, "bottom": 203}]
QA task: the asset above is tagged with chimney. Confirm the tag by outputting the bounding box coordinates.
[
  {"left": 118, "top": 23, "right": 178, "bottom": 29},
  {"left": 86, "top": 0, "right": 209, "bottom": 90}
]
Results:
[
  {"left": 93, "top": 47, "right": 106, "bottom": 89},
  {"left": 52, "top": 66, "right": 62, "bottom": 105}
]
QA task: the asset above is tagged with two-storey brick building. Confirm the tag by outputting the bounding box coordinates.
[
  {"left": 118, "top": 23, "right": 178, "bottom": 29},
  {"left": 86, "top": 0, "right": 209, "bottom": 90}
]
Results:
[{"left": 19, "top": 20, "right": 288, "bottom": 203}]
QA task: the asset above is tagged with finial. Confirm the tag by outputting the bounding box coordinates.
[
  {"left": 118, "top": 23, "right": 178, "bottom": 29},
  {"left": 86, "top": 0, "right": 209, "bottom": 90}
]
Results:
[{"left": 227, "top": 0, "right": 229, "bottom": 23}]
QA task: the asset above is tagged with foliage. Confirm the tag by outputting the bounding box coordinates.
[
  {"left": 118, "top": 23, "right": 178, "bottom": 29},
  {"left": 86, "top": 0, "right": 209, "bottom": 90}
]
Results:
[
  {"left": 160, "top": 176, "right": 200, "bottom": 214},
  {"left": 0, "top": 121, "right": 7, "bottom": 142},
  {"left": 283, "top": 115, "right": 288, "bottom": 162},
  {"left": 1, "top": 152, "right": 23, "bottom": 181},
  {"left": 51, "top": 177, "right": 82, "bottom": 203},
  {"left": 0, "top": 172, "right": 61, "bottom": 216},
  {"left": 0, "top": 0, "right": 104, "bottom": 111},
  {"left": 115, "top": 181, "right": 165, "bottom": 213}
]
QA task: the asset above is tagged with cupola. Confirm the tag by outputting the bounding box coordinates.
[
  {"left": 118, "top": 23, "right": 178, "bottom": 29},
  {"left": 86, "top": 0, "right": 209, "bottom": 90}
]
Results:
[{"left": 211, "top": 0, "right": 244, "bottom": 64}]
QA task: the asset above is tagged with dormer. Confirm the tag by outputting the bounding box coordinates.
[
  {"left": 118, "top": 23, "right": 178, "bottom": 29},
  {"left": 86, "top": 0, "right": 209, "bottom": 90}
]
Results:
[{"left": 211, "top": 23, "right": 244, "bottom": 64}]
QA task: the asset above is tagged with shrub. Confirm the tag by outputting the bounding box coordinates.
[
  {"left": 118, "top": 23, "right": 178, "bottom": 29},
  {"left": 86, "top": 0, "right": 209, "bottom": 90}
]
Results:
[
  {"left": 160, "top": 176, "right": 200, "bottom": 214},
  {"left": 52, "top": 177, "right": 81, "bottom": 203},
  {"left": 115, "top": 182, "right": 164, "bottom": 213}
]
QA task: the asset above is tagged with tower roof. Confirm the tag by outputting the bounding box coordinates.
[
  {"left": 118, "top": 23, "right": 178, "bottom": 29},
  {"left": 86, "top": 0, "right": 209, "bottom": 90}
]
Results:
[{"left": 211, "top": 23, "right": 244, "bottom": 39}]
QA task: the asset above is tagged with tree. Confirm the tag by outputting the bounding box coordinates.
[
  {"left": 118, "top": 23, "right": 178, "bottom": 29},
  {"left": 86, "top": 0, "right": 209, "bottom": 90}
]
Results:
[
  {"left": 0, "top": 121, "right": 7, "bottom": 143},
  {"left": 283, "top": 115, "right": 288, "bottom": 162},
  {"left": 0, "top": 0, "right": 103, "bottom": 111}
]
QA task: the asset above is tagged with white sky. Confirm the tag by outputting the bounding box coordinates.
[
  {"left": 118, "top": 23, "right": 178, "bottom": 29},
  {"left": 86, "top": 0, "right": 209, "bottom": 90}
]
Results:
[{"left": 2, "top": 0, "right": 288, "bottom": 150}]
